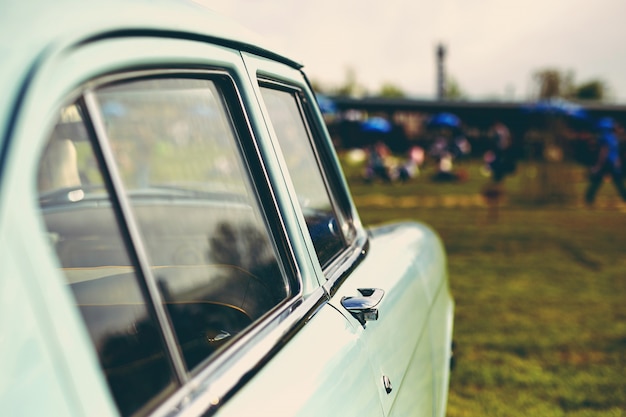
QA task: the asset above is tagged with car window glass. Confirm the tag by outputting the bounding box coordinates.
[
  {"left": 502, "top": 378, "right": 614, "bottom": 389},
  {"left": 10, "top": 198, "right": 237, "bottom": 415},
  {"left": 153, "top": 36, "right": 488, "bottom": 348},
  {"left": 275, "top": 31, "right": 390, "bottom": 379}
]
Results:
[
  {"left": 94, "top": 77, "right": 289, "bottom": 372},
  {"left": 37, "top": 104, "right": 176, "bottom": 417},
  {"left": 259, "top": 86, "right": 346, "bottom": 267}
]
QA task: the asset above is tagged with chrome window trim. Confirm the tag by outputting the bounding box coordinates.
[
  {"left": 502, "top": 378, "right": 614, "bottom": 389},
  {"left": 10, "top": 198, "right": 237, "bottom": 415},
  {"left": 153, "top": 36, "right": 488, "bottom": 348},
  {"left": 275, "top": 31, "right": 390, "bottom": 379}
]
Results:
[
  {"left": 171, "top": 286, "right": 329, "bottom": 417},
  {"left": 60, "top": 68, "right": 313, "bottom": 416},
  {"left": 113, "top": 287, "right": 328, "bottom": 417}
]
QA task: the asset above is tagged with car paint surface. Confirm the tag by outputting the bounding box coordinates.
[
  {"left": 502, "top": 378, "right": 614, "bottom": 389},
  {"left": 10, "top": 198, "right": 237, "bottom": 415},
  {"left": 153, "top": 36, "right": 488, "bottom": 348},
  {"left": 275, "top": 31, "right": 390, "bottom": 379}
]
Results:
[{"left": 0, "top": 1, "right": 454, "bottom": 417}]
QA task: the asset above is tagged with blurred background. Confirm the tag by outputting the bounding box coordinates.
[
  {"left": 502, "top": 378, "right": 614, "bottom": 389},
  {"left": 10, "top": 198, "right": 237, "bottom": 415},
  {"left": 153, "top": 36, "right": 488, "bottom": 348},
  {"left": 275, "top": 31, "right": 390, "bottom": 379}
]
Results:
[
  {"left": 206, "top": 1, "right": 626, "bottom": 415},
  {"left": 206, "top": 0, "right": 626, "bottom": 102}
]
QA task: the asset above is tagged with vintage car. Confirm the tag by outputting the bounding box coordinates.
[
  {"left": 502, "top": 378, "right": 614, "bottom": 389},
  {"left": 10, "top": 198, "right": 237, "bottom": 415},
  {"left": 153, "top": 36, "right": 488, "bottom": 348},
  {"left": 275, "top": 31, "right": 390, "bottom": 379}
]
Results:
[{"left": 0, "top": 1, "right": 454, "bottom": 416}]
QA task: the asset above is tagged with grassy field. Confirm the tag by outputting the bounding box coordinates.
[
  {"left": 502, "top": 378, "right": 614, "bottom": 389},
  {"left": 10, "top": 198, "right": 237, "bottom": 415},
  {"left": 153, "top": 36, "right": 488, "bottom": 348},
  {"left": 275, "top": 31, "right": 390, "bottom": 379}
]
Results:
[{"left": 340, "top": 155, "right": 626, "bottom": 416}]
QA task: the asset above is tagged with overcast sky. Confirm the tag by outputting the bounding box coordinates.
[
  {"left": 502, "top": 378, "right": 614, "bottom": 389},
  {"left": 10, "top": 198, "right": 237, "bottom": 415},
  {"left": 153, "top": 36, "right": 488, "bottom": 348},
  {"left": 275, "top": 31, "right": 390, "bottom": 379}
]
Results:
[{"left": 203, "top": 0, "right": 626, "bottom": 102}]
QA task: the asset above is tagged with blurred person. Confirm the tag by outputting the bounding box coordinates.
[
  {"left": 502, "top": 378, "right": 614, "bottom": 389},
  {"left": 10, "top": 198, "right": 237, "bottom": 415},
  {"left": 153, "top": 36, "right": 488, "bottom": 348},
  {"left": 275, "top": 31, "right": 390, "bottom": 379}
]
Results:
[
  {"left": 429, "top": 132, "right": 469, "bottom": 182},
  {"left": 585, "top": 117, "right": 626, "bottom": 206},
  {"left": 431, "top": 152, "right": 458, "bottom": 182},
  {"left": 451, "top": 130, "right": 471, "bottom": 180},
  {"left": 364, "top": 140, "right": 392, "bottom": 183},
  {"left": 429, "top": 135, "right": 454, "bottom": 181},
  {"left": 429, "top": 136, "right": 451, "bottom": 181},
  {"left": 451, "top": 130, "right": 471, "bottom": 160},
  {"left": 481, "top": 122, "right": 515, "bottom": 221},
  {"left": 397, "top": 146, "right": 424, "bottom": 182},
  {"left": 484, "top": 121, "right": 516, "bottom": 182}
]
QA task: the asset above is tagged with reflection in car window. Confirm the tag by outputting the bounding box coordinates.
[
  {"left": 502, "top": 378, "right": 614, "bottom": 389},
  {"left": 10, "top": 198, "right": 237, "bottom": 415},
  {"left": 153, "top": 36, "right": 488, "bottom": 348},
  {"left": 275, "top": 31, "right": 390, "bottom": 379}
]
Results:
[
  {"left": 37, "top": 104, "right": 176, "bottom": 417},
  {"left": 94, "top": 78, "right": 289, "bottom": 371},
  {"left": 260, "top": 86, "right": 346, "bottom": 267}
]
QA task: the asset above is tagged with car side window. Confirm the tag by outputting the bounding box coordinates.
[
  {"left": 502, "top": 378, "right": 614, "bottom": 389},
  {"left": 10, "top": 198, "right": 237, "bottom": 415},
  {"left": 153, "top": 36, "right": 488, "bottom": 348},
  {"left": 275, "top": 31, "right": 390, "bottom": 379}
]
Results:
[
  {"left": 37, "top": 75, "right": 293, "bottom": 416},
  {"left": 38, "top": 104, "right": 177, "bottom": 417},
  {"left": 259, "top": 86, "right": 347, "bottom": 268},
  {"left": 93, "top": 77, "right": 289, "bottom": 371}
]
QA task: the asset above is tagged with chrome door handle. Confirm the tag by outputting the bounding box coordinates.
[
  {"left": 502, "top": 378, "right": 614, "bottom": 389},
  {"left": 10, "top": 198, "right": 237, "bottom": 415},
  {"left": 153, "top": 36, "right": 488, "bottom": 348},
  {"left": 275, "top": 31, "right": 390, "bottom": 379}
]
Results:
[{"left": 341, "top": 288, "right": 384, "bottom": 327}]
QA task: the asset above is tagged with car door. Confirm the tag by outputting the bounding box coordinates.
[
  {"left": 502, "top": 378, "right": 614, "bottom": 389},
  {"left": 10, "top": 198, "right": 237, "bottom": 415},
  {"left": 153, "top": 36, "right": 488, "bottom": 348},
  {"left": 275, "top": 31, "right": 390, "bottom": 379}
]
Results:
[
  {"left": 327, "top": 225, "right": 438, "bottom": 417},
  {"left": 9, "top": 30, "right": 387, "bottom": 417},
  {"left": 243, "top": 53, "right": 438, "bottom": 416}
]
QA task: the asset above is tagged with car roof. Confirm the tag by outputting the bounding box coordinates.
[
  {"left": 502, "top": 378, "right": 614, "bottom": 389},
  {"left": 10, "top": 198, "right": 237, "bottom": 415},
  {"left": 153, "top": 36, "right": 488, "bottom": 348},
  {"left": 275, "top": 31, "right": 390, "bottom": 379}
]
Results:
[
  {"left": 0, "top": 0, "right": 302, "bottom": 153},
  {"left": 2, "top": 0, "right": 302, "bottom": 68}
]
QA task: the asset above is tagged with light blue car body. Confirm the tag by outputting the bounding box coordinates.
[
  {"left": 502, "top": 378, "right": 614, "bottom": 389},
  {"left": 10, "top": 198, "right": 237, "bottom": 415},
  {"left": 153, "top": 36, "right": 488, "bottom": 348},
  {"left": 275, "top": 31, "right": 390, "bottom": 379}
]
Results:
[{"left": 0, "top": 1, "right": 454, "bottom": 416}]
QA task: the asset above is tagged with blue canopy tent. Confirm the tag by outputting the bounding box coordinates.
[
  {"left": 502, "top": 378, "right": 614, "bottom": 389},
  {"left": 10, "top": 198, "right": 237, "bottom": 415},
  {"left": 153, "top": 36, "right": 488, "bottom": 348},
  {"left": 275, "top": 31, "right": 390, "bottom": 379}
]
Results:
[
  {"left": 427, "top": 112, "right": 461, "bottom": 129},
  {"left": 522, "top": 98, "right": 590, "bottom": 129},
  {"left": 361, "top": 116, "right": 392, "bottom": 134}
]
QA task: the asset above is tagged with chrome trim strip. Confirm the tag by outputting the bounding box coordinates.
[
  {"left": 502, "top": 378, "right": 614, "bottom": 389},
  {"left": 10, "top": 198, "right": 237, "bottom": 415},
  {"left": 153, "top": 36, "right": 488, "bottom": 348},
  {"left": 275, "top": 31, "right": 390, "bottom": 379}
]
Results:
[
  {"left": 149, "top": 287, "right": 329, "bottom": 417},
  {"left": 82, "top": 91, "right": 188, "bottom": 384},
  {"left": 226, "top": 73, "right": 303, "bottom": 294}
]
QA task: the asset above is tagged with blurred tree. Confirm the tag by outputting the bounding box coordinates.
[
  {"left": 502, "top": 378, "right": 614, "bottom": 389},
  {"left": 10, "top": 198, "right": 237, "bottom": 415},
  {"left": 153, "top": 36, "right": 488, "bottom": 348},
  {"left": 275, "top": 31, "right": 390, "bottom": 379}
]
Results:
[
  {"left": 378, "top": 82, "right": 406, "bottom": 98},
  {"left": 532, "top": 68, "right": 575, "bottom": 99},
  {"left": 531, "top": 68, "right": 610, "bottom": 102},
  {"left": 573, "top": 80, "right": 609, "bottom": 101}
]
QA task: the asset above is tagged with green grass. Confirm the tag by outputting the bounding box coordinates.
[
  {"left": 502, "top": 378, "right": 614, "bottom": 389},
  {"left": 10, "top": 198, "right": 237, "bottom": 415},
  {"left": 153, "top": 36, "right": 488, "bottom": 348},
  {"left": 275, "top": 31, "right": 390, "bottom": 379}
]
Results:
[{"left": 341, "top": 155, "right": 626, "bottom": 417}]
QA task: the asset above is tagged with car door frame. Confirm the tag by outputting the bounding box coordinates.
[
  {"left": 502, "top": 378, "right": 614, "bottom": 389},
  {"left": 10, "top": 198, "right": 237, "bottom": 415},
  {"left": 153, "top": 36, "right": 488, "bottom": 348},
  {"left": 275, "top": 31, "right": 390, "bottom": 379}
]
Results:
[
  {"left": 240, "top": 51, "right": 397, "bottom": 406},
  {"left": 240, "top": 52, "right": 370, "bottom": 288},
  {"left": 241, "top": 52, "right": 449, "bottom": 417}
]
